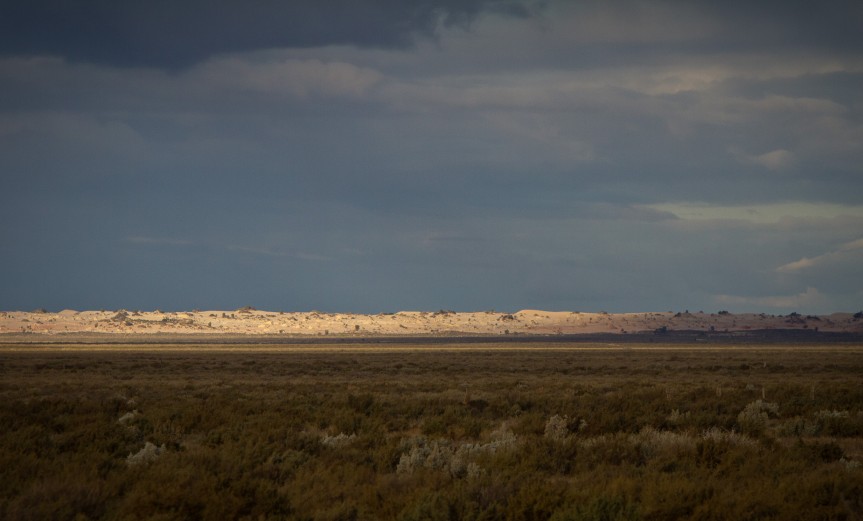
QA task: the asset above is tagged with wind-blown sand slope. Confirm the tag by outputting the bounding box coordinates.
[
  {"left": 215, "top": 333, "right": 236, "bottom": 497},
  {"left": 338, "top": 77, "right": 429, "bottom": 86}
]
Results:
[{"left": 2, "top": 308, "right": 861, "bottom": 336}]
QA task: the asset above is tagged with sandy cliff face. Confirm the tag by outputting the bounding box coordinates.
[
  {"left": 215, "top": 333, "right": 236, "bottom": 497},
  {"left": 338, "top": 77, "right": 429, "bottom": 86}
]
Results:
[{"left": 1, "top": 308, "right": 860, "bottom": 336}]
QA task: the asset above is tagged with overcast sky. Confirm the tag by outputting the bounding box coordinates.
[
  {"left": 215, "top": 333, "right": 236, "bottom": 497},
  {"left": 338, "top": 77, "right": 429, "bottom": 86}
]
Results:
[{"left": 2, "top": 0, "right": 862, "bottom": 314}]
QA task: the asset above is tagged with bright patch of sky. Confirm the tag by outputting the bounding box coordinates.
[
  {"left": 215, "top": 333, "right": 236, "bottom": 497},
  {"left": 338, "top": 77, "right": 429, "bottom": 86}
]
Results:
[{"left": 646, "top": 202, "right": 863, "bottom": 224}]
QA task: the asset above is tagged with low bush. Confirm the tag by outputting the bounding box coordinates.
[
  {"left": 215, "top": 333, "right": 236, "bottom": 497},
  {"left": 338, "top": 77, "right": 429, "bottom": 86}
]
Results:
[{"left": 1, "top": 345, "right": 861, "bottom": 519}]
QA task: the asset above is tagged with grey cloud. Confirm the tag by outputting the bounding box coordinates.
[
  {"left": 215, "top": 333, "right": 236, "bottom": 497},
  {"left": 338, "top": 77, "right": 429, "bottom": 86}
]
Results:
[
  {"left": 2, "top": 1, "right": 862, "bottom": 314},
  {"left": 125, "top": 236, "right": 195, "bottom": 247},
  {"left": 777, "top": 238, "right": 863, "bottom": 274},
  {"left": 0, "top": 0, "right": 540, "bottom": 69},
  {"left": 701, "top": 0, "right": 863, "bottom": 52},
  {"left": 423, "top": 234, "right": 484, "bottom": 243},
  {"left": 730, "top": 148, "right": 797, "bottom": 172},
  {"left": 224, "top": 246, "right": 332, "bottom": 262},
  {"left": 773, "top": 238, "right": 863, "bottom": 302},
  {"left": 714, "top": 287, "right": 828, "bottom": 312},
  {"left": 125, "top": 236, "right": 332, "bottom": 262}
]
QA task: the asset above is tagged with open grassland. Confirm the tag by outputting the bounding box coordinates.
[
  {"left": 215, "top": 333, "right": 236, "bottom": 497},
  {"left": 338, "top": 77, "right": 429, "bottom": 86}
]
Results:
[{"left": 1, "top": 343, "right": 862, "bottom": 520}]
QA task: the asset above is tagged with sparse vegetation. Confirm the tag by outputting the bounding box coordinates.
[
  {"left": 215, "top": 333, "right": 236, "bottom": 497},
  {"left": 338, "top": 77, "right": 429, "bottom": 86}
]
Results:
[{"left": 1, "top": 343, "right": 861, "bottom": 519}]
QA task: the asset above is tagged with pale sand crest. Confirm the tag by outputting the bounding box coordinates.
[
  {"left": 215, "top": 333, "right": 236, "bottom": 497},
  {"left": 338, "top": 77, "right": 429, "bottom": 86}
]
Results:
[{"left": 1, "top": 308, "right": 860, "bottom": 336}]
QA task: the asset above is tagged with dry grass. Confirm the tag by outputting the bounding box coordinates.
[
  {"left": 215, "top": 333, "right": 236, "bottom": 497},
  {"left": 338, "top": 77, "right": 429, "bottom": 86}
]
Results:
[{"left": 1, "top": 343, "right": 862, "bottom": 520}]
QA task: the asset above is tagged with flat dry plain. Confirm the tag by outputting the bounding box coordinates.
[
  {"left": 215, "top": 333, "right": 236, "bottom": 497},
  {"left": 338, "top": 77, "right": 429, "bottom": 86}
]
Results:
[{"left": 2, "top": 342, "right": 862, "bottom": 520}]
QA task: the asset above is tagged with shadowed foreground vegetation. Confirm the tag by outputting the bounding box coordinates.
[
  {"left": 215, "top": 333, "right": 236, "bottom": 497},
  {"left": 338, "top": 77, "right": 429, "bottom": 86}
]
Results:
[{"left": 1, "top": 344, "right": 862, "bottom": 520}]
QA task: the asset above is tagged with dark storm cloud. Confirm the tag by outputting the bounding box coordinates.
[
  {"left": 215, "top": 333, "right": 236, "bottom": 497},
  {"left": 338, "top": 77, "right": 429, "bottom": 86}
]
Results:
[
  {"left": 0, "top": 0, "right": 539, "bottom": 68},
  {"left": 1, "top": 0, "right": 862, "bottom": 314},
  {"left": 701, "top": 0, "right": 863, "bottom": 51}
]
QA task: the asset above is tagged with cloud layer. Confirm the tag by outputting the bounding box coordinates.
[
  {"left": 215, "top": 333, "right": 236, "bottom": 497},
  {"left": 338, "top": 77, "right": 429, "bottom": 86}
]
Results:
[
  {"left": 1, "top": 1, "right": 862, "bottom": 313},
  {"left": 0, "top": 0, "right": 541, "bottom": 68}
]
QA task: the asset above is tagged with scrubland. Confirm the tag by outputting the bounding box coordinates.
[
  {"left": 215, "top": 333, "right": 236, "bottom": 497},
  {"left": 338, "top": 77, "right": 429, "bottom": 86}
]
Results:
[{"left": 1, "top": 343, "right": 862, "bottom": 520}]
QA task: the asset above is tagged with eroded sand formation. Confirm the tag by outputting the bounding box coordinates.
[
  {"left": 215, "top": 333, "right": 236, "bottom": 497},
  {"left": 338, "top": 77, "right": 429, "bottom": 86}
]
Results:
[{"left": 2, "top": 308, "right": 861, "bottom": 336}]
